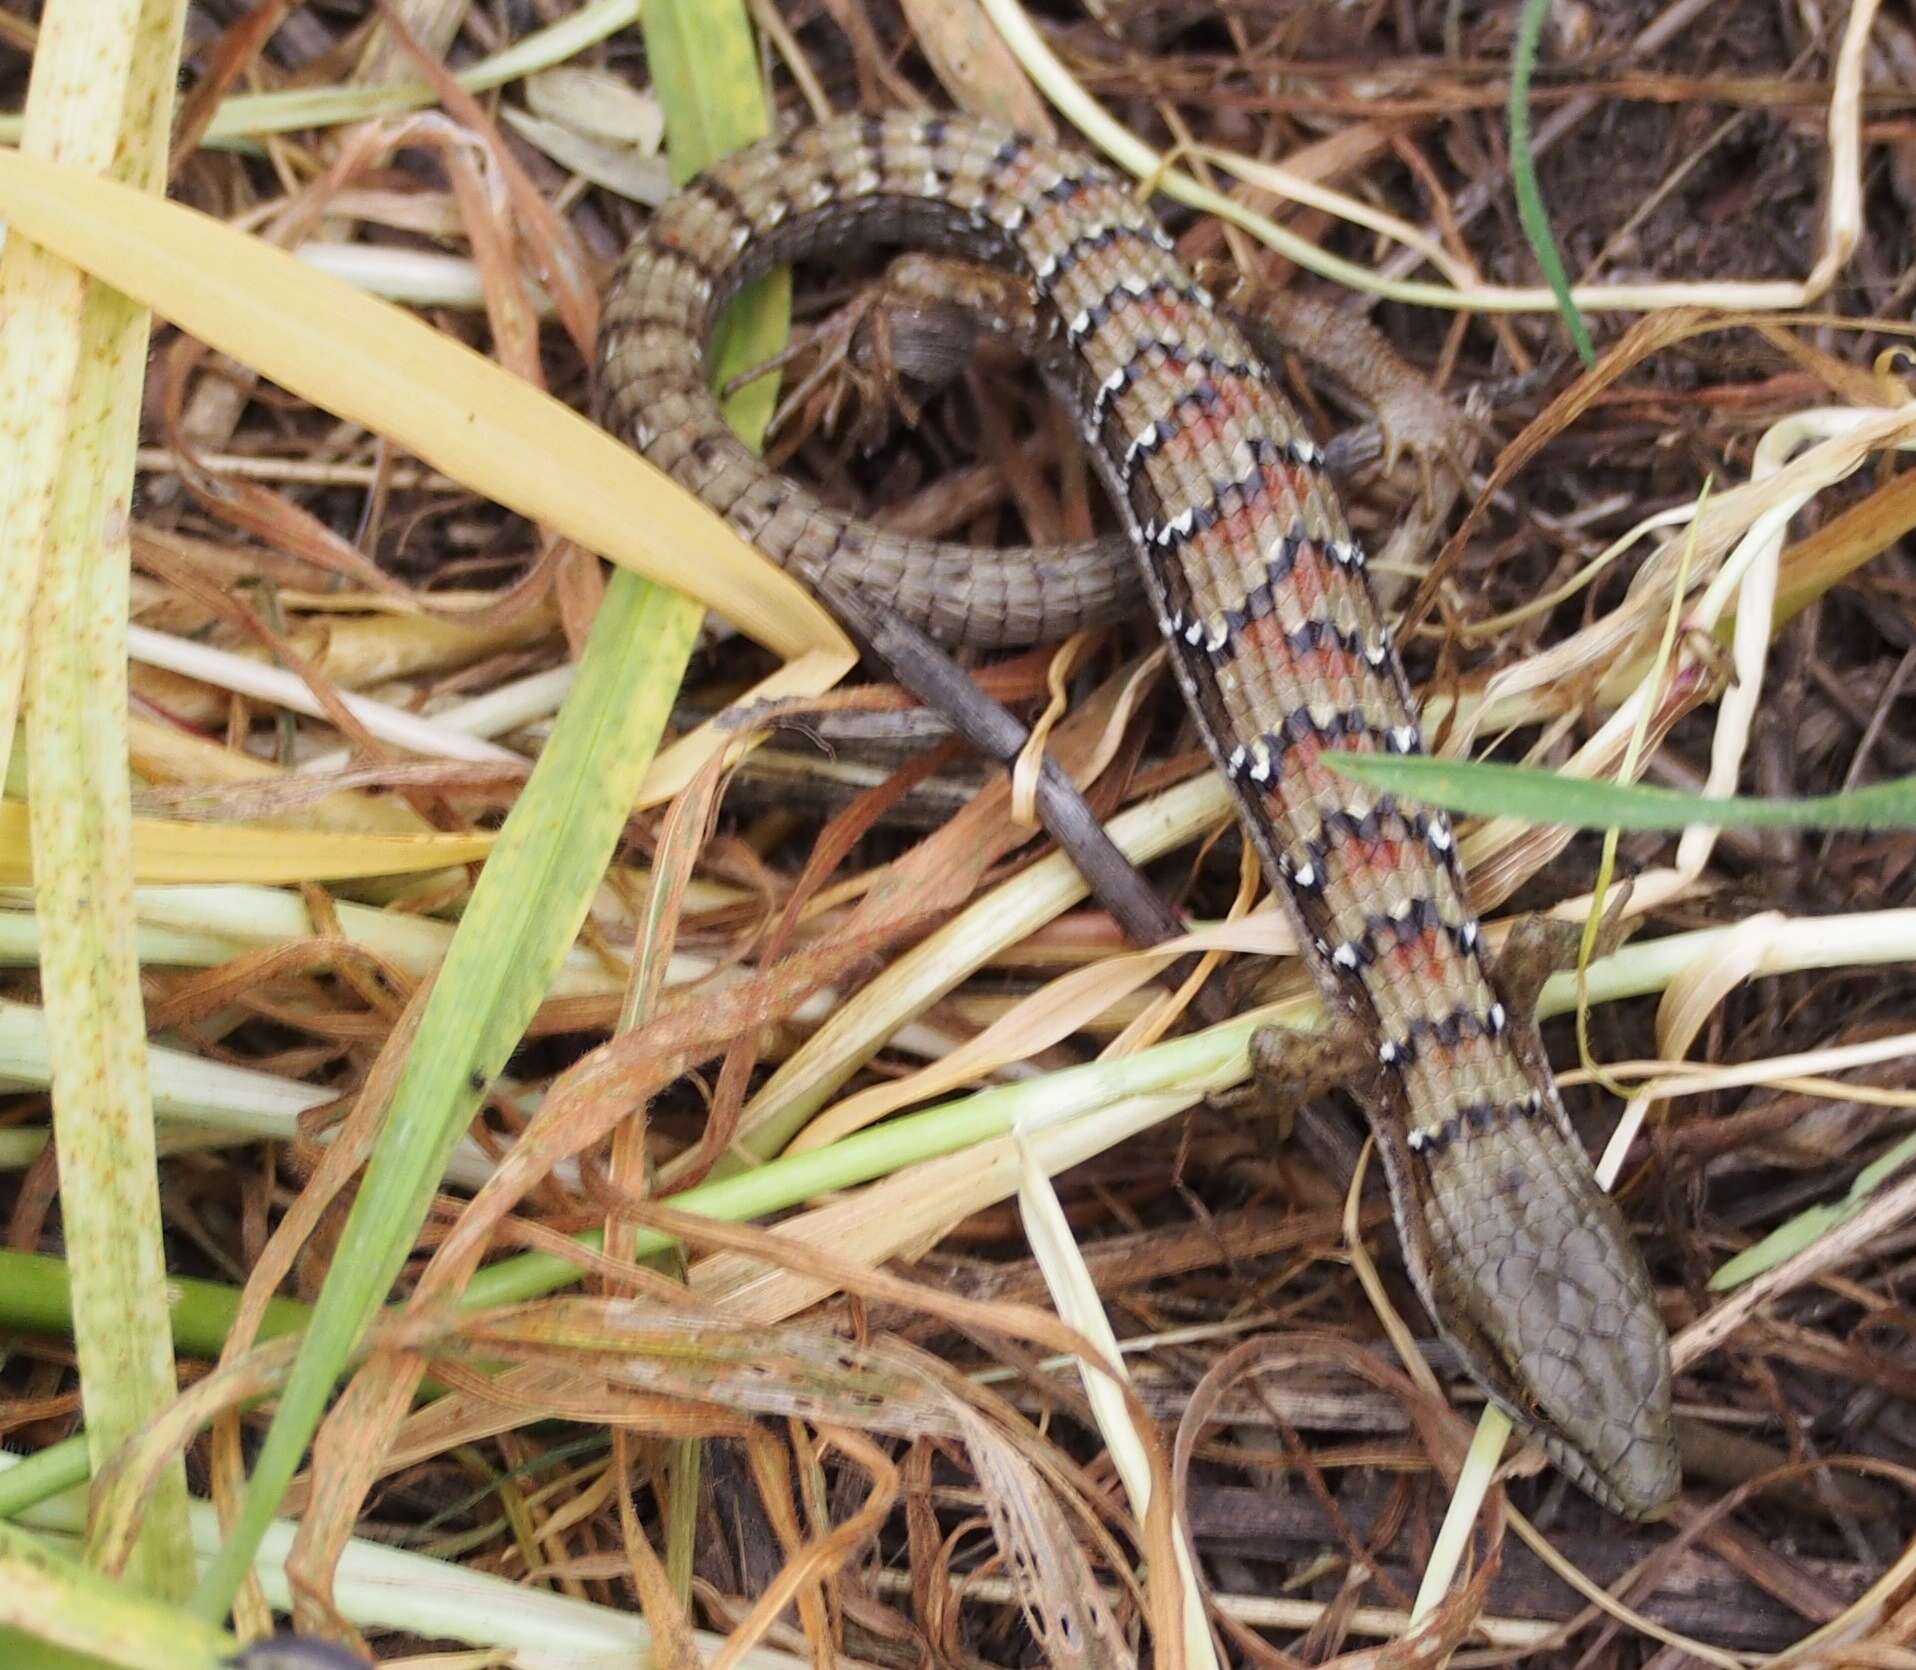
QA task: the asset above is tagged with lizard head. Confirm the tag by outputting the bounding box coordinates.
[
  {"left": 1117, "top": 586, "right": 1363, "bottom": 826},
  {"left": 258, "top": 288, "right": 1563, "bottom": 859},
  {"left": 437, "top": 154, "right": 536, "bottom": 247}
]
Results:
[{"left": 1393, "top": 1098, "right": 1680, "bottom": 1518}]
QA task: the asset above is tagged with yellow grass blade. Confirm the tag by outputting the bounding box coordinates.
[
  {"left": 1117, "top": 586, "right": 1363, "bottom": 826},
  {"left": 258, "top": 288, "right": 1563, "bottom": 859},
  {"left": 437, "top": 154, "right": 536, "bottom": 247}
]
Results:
[
  {"left": 0, "top": 802, "right": 491, "bottom": 885},
  {"left": 0, "top": 146, "right": 852, "bottom": 669}
]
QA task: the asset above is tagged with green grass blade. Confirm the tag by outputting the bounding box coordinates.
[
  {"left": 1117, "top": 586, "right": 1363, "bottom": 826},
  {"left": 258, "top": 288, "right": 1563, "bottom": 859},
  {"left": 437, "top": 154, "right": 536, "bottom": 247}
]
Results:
[
  {"left": 1710, "top": 1126, "right": 1916, "bottom": 1290},
  {"left": 608, "top": 0, "right": 779, "bottom": 1620},
  {"left": 191, "top": 577, "right": 700, "bottom": 1619},
  {"left": 0, "top": 1519, "right": 234, "bottom": 1669},
  {"left": 645, "top": 0, "right": 786, "bottom": 436},
  {"left": 1509, "top": 0, "right": 1595, "bottom": 368},
  {"left": 1326, "top": 752, "right": 1916, "bottom": 832},
  {"left": 191, "top": 0, "right": 787, "bottom": 1621}
]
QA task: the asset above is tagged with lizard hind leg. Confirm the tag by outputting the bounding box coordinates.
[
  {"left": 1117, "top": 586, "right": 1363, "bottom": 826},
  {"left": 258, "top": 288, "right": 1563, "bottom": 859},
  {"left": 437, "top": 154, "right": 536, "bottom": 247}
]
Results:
[
  {"left": 1493, "top": 879, "right": 1637, "bottom": 1022},
  {"left": 1214, "top": 1019, "right": 1375, "bottom": 1168}
]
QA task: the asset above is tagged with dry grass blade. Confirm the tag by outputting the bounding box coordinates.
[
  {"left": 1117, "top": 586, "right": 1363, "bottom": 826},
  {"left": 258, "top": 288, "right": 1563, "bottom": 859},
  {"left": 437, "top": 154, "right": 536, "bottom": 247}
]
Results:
[
  {"left": 952, "top": 1401, "right": 1139, "bottom": 1670},
  {"left": 0, "top": 0, "right": 197, "bottom": 1605},
  {"left": 380, "top": 1294, "right": 1152, "bottom": 1665},
  {"left": 794, "top": 913, "right": 1292, "bottom": 1152},
  {"left": 1014, "top": 1131, "right": 1210, "bottom": 1669},
  {"left": 0, "top": 805, "right": 492, "bottom": 884}
]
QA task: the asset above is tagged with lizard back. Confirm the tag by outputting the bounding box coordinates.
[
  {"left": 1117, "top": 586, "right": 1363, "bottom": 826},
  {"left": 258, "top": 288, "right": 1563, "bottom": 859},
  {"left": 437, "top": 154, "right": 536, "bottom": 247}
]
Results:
[{"left": 598, "top": 110, "right": 1679, "bottom": 1517}]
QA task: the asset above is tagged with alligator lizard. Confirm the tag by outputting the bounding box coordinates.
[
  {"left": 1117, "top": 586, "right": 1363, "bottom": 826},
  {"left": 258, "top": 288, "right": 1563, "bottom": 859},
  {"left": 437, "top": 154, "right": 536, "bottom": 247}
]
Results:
[{"left": 597, "top": 111, "right": 1679, "bottom": 1517}]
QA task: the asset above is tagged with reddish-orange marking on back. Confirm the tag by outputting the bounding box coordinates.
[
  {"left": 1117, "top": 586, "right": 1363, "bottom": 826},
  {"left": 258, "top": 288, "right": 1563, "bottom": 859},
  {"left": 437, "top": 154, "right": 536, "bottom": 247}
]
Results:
[
  {"left": 1391, "top": 927, "right": 1444, "bottom": 979},
  {"left": 1216, "top": 500, "right": 1260, "bottom": 546},
  {"left": 1303, "top": 643, "right": 1361, "bottom": 690},
  {"left": 1162, "top": 410, "right": 1224, "bottom": 458},
  {"left": 1229, "top": 610, "right": 1288, "bottom": 660},
  {"left": 1259, "top": 464, "right": 1306, "bottom": 510},
  {"left": 1214, "top": 372, "right": 1264, "bottom": 411},
  {"left": 1286, "top": 543, "right": 1328, "bottom": 613},
  {"left": 1346, "top": 833, "right": 1405, "bottom": 875},
  {"left": 1419, "top": 1038, "right": 1459, "bottom": 1074},
  {"left": 1279, "top": 464, "right": 1317, "bottom": 501}
]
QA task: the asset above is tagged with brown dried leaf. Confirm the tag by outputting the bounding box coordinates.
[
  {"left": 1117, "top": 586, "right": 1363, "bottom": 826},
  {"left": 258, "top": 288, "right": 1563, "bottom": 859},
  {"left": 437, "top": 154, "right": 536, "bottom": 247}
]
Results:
[{"left": 952, "top": 1401, "right": 1138, "bottom": 1670}]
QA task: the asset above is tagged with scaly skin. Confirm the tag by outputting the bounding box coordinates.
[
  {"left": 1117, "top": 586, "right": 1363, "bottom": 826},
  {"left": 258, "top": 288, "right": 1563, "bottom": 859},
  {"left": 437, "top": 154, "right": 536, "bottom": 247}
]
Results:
[{"left": 596, "top": 110, "right": 1679, "bottom": 1517}]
